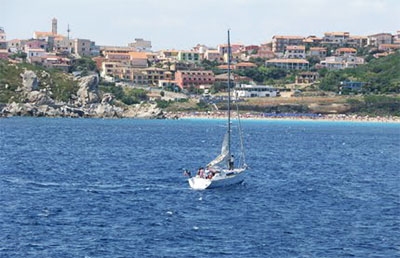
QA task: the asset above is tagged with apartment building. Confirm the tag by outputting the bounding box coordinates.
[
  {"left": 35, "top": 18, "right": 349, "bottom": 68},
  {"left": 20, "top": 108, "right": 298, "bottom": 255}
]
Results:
[
  {"left": 346, "top": 36, "right": 368, "bottom": 48},
  {"left": 308, "top": 47, "right": 327, "bottom": 58},
  {"left": 101, "top": 62, "right": 148, "bottom": 84},
  {"left": 320, "top": 55, "right": 364, "bottom": 70},
  {"left": 367, "top": 33, "right": 393, "bottom": 47},
  {"left": 7, "top": 39, "right": 26, "bottom": 53},
  {"left": 203, "top": 49, "right": 221, "bottom": 62},
  {"left": 142, "top": 67, "right": 166, "bottom": 86},
  {"left": 322, "top": 32, "right": 350, "bottom": 46},
  {"left": 177, "top": 50, "right": 201, "bottom": 63},
  {"left": 218, "top": 43, "right": 244, "bottom": 55},
  {"left": 378, "top": 44, "right": 400, "bottom": 52},
  {"left": 175, "top": 70, "right": 215, "bottom": 89},
  {"left": 265, "top": 58, "right": 309, "bottom": 70},
  {"left": 128, "top": 38, "right": 152, "bottom": 52},
  {"left": 272, "top": 35, "right": 304, "bottom": 53},
  {"left": 284, "top": 45, "right": 306, "bottom": 59},
  {"left": 128, "top": 52, "right": 149, "bottom": 68}
]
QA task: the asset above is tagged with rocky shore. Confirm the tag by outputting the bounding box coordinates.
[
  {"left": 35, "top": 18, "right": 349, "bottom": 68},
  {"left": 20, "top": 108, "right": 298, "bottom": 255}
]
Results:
[{"left": 0, "top": 71, "right": 165, "bottom": 119}]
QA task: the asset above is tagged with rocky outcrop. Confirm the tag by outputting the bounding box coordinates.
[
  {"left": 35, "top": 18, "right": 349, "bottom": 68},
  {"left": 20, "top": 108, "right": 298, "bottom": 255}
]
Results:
[
  {"left": 19, "top": 70, "right": 39, "bottom": 92},
  {"left": 76, "top": 75, "right": 100, "bottom": 105},
  {"left": 122, "top": 103, "right": 165, "bottom": 119},
  {"left": 1, "top": 70, "right": 166, "bottom": 119}
]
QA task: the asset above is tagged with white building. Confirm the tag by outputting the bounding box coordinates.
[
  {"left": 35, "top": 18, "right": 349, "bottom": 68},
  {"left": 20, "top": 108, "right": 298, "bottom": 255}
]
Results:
[
  {"left": 284, "top": 45, "right": 306, "bottom": 59},
  {"left": 234, "top": 84, "right": 279, "bottom": 98},
  {"left": 320, "top": 55, "right": 365, "bottom": 70}
]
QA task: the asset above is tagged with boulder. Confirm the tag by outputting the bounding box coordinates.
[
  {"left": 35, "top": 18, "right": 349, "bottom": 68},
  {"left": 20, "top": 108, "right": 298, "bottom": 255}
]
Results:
[
  {"left": 76, "top": 75, "right": 100, "bottom": 105},
  {"left": 19, "top": 70, "right": 39, "bottom": 92},
  {"left": 122, "top": 103, "right": 164, "bottom": 118},
  {"left": 27, "top": 90, "right": 55, "bottom": 105}
]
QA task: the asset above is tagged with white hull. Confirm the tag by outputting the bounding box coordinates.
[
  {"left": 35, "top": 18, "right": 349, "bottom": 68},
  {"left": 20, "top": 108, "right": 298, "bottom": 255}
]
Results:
[{"left": 188, "top": 168, "right": 246, "bottom": 190}]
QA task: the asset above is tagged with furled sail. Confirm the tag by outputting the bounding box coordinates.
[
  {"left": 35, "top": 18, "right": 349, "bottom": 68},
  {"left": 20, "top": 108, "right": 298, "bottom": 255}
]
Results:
[{"left": 208, "top": 132, "right": 229, "bottom": 167}]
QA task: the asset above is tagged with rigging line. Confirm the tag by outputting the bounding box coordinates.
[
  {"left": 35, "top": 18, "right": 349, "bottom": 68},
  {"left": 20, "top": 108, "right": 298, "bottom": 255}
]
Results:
[{"left": 236, "top": 101, "right": 246, "bottom": 167}]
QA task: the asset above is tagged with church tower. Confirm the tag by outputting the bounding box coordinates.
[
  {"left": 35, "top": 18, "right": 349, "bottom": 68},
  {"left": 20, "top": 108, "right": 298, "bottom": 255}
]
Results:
[{"left": 52, "top": 18, "right": 57, "bottom": 35}]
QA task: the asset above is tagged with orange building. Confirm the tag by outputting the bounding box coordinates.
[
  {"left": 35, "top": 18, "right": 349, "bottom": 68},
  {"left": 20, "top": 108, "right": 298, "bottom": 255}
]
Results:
[{"left": 175, "top": 70, "right": 215, "bottom": 89}]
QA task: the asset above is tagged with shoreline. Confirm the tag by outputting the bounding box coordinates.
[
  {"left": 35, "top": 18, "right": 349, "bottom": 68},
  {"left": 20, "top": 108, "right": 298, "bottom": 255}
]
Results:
[{"left": 165, "top": 111, "right": 400, "bottom": 123}]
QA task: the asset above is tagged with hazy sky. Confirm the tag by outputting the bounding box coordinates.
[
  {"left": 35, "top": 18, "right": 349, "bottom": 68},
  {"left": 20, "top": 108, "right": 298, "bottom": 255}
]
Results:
[{"left": 3, "top": 0, "right": 399, "bottom": 50}]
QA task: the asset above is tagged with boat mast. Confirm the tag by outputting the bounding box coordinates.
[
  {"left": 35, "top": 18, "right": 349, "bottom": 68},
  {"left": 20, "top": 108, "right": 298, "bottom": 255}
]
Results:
[{"left": 227, "top": 29, "right": 231, "bottom": 157}]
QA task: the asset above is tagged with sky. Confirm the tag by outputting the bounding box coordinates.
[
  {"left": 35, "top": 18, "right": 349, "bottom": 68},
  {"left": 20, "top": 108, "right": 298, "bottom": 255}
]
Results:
[{"left": 2, "top": 0, "right": 399, "bottom": 50}]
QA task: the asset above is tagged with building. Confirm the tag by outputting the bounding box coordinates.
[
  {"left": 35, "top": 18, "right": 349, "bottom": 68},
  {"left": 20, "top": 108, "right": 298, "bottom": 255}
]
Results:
[
  {"left": 7, "top": 39, "right": 26, "bottom": 53},
  {"left": 203, "top": 49, "right": 221, "bottom": 62},
  {"left": 295, "top": 72, "right": 319, "bottom": 84},
  {"left": 158, "top": 79, "right": 179, "bottom": 90},
  {"left": 0, "top": 49, "right": 9, "bottom": 59},
  {"left": 72, "top": 38, "right": 92, "bottom": 56},
  {"left": 346, "top": 35, "right": 368, "bottom": 48},
  {"left": 320, "top": 55, "right": 364, "bottom": 70},
  {"left": 367, "top": 33, "right": 393, "bottom": 47},
  {"left": 308, "top": 47, "right": 327, "bottom": 58},
  {"left": 26, "top": 48, "right": 46, "bottom": 62},
  {"left": 284, "top": 45, "right": 306, "bottom": 59},
  {"left": 142, "top": 67, "right": 166, "bottom": 86},
  {"left": 128, "top": 52, "right": 148, "bottom": 68},
  {"left": 235, "top": 62, "right": 257, "bottom": 70},
  {"left": 335, "top": 47, "right": 357, "bottom": 56},
  {"left": 322, "top": 32, "right": 350, "bottom": 46},
  {"left": 234, "top": 84, "right": 279, "bottom": 98},
  {"left": 24, "top": 39, "right": 48, "bottom": 51},
  {"left": 128, "top": 38, "right": 152, "bottom": 52},
  {"left": 174, "top": 70, "right": 215, "bottom": 89},
  {"left": 53, "top": 37, "right": 71, "bottom": 54},
  {"left": 394, "top": 31, "right": 400, "bottom": 44},
  {"left": 256, "top": 43, "right": 275, "bottom": 59},
  {"left": 378, "top": 44, "right": 400, "bottom": 52},
  {"left": 272, "top": 35, "right": 304, "bottom": 53},
  {"left": 177, "top": 51, "right": 201, "bottom": 63},
  {"left": 0, "top": 27, "right": 6, "bottom": 49},
  {"left": 265, "top": 58, "right": 309, "bottom": 70},
  {"left": 339, "top": 81, "right": 366, "bottom": 94},
  {"left": 218, "top": 43, "right": 244, "bottom": 55}
]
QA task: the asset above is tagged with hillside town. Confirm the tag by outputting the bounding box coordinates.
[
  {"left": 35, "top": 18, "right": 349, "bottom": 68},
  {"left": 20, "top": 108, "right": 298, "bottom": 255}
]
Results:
[{"left": 1, "top": 18, "right": 399, "bottom": 93}]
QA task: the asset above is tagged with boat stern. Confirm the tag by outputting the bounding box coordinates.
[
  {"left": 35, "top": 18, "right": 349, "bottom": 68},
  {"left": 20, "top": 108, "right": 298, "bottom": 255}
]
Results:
[{"left": 188, "top": 177, "right": 212, "bottom": 190}]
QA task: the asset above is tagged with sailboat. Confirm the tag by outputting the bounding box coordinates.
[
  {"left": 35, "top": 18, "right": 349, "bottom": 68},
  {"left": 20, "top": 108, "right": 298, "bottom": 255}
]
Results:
[{"left": 187, "top": 30, "right": 248, "bottom": 190}]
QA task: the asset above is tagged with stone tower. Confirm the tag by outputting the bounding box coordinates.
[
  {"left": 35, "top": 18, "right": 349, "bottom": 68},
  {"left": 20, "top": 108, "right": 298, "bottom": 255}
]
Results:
[{"left": 52, "top": 18, "right": 57, "bottom": 35}]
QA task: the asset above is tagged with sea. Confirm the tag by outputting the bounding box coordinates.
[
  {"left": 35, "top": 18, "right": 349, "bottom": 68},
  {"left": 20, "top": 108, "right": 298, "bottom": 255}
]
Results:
[{"left": 0, "top": 117, "right": 399, "bottom": 258}]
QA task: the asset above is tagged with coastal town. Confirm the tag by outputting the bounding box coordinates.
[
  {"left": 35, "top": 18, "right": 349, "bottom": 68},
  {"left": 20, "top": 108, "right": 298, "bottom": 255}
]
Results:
[{"left": 0, "top": 18, "right": 399, "bottom": 121}]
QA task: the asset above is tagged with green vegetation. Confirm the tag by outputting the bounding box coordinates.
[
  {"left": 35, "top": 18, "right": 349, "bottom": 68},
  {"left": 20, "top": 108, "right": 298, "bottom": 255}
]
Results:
[
  {"left": 346, "top": 95, "right": 400, "bottom": 116},
  {"left": 70, "top": 57, "right": 97, "bottom": 75},
  {"left": 99, "top": 83, "right": 148, "bottom": 105},
  {"left": 319, "top": 52, "right": 400, "bottom": 93},
  {"left": 0, "top": 60, "right": 78, "bottom": 103}
]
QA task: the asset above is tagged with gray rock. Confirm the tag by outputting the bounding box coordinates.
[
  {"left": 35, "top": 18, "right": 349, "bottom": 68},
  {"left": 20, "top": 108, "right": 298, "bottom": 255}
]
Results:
[
  {"left": 19, "top": 70, "right": 39, "bottom": 92},
  {"left": 76, "top": 75, "right": 100, "bottom": 105}
]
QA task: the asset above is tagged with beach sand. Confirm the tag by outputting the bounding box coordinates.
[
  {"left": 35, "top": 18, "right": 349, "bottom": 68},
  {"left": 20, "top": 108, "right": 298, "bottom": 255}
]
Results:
[{"left": 165, "top": 111, "right": 400, "bottom": 123}]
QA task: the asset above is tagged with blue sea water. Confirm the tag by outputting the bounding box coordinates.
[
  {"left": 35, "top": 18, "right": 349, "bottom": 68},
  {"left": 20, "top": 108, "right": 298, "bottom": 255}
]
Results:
[{"left": 0, "top": 117, "right": 399, "bottom": 257}]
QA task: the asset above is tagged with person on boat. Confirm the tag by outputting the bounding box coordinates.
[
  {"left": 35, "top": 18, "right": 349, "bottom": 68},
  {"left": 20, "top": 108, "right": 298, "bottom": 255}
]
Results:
[
  {"left": 197, "top": 167, "right": 205, "bottom": 178},
  {"left": 183, "top": 169, "right": 191, "bottom": 177},
  {"left": 229, "top": 155, "right": 235, "bottom": 170}
]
